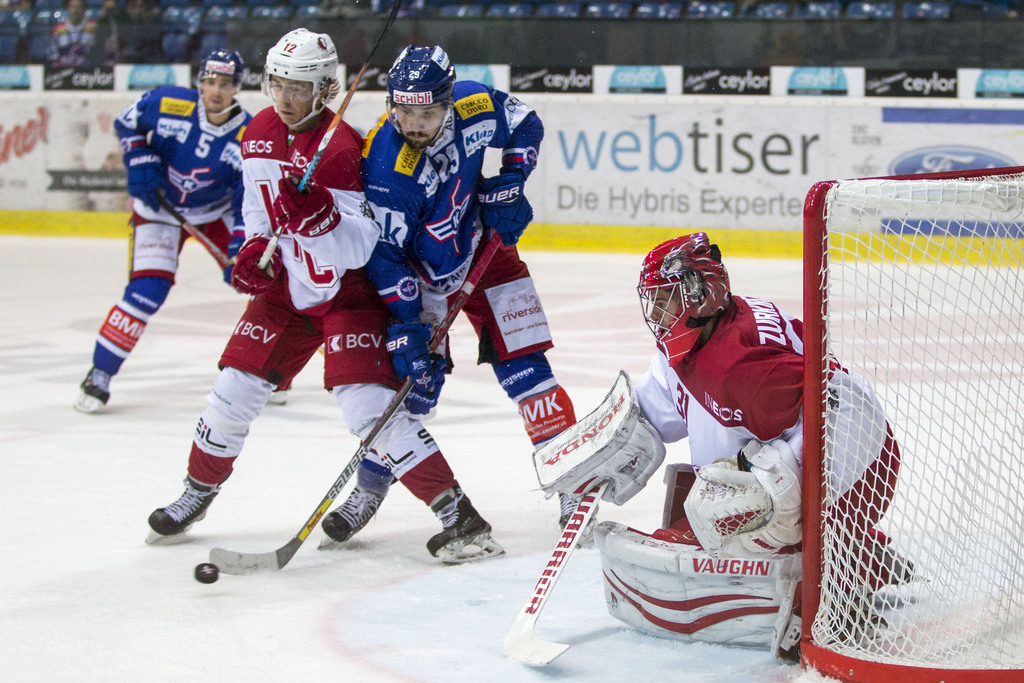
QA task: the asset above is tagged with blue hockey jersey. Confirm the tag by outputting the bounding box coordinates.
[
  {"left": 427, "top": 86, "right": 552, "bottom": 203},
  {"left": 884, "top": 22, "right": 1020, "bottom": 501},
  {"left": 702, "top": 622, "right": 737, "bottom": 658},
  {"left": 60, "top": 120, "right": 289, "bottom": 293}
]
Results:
[
  {"left": 361, "top": 80, "right": 543, "bottom": 323},
  {"left": 114, "top": 86, "right": 251, "bottom": 225}
]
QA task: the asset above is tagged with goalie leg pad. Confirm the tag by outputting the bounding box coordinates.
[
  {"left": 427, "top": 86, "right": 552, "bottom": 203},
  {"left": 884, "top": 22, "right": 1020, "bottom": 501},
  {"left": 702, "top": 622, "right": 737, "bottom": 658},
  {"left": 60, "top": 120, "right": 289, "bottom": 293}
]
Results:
[
  {"left": 533, "top": 371, "right": 666, "bottom": 506},
  {"left": 595, "top": 521, "right": 801, "bottom": 649}
]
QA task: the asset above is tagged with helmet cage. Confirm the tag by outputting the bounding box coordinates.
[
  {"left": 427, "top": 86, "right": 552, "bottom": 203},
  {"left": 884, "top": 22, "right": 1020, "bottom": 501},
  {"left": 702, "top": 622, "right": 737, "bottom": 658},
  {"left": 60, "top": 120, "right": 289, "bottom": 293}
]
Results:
[
  {"left": 261, "top": 29, "right": 340, "bottom": 118},
  {"left": 637, "top": 233, "right": 731, "bottom": 363}
]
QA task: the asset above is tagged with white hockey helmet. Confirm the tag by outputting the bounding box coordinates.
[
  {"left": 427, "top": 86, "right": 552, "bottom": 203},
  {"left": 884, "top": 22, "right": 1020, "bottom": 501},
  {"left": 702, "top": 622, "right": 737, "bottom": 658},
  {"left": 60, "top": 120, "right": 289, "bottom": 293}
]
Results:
[{"left": 262, "top": 28, "right": 340, "bottom": 117}]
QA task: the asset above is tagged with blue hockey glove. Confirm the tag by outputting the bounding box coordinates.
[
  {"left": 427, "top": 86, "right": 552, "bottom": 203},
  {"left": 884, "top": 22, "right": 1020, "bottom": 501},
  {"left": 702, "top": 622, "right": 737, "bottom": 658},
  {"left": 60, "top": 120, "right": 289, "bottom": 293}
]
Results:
[
  {"left": 224, "top": 230, "right": 245, "bottom": 284},
  {"left": 386, "top": 322, "right": 446, "bottom": 415},
  {"left": 123, "top": 145, "right": 163, "bottom": 212},
  {"left": 477, "top": 171, "right": 533, "bottom": 246}
]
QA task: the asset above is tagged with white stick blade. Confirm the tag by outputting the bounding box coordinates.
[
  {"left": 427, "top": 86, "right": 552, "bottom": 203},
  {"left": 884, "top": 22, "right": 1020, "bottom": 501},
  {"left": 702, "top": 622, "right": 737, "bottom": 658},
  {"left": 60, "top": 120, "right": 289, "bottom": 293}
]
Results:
[
  {"left": 503, "top": 624, "right": 570, "bottom": 666},
  {"left": 209, "top": 547, "right": 281, "bottom": 575}
]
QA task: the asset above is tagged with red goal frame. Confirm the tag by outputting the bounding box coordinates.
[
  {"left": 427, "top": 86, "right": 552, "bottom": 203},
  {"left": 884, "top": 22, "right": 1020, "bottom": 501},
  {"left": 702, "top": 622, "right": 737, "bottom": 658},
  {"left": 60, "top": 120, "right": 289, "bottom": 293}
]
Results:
[{"left": 800, "top": 166, "right": 1024, "bottom": 683}]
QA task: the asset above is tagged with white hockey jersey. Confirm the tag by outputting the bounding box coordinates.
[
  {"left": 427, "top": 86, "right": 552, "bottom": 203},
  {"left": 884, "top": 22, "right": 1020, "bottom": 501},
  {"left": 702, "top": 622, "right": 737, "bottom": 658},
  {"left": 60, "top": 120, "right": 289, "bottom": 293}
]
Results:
[
  {"left": 239, "top": 107, "right": 379, "bottom": 311},
  {"left": 635, "top": 296, "right": 806, "bottom": 469}
]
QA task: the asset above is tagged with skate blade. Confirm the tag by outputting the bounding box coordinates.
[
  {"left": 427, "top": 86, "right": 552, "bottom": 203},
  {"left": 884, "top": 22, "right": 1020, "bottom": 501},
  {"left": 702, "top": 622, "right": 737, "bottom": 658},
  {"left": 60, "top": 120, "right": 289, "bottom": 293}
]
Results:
[
  {"left": 73, "top": 394, "right": 105, "bottom": 414},
  {"left": 144, "top": 526, "right": 194, "bottom": 546},
  {"left": 317, "top": 536, "right": 347, "bottom": 551},
  {"left": 267, "top": 390, "right": 289, "bottom": 406},
  {"left": 436, "top": 532, "right": 506, "bottom": 565}
]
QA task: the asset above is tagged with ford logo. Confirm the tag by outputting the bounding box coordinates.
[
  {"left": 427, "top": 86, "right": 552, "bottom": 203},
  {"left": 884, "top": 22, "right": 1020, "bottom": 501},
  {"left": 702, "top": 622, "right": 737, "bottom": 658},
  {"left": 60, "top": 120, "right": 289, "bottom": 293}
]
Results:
[{"left": 889, "top": 146, "right": 1016, "bottom": 175}]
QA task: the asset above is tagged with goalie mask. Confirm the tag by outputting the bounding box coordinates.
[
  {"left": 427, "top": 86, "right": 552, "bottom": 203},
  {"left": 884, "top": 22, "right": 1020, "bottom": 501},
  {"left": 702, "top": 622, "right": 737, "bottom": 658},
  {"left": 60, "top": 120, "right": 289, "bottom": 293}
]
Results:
[
  {"left": 262, "top": 29, "right": 340, "bottom": 128},
  {"left": 638, "top": 233, "right": 731, "bottom": 364},
  {"left": 386, "top": 45, "right": 456, "bottom": 149}
]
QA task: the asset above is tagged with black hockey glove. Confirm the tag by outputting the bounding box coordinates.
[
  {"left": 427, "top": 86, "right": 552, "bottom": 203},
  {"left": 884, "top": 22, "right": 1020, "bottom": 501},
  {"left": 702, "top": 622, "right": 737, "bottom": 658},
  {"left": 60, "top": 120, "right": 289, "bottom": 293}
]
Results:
[{"left": 477, "top": 171, "right": 533, "bottom": 246}]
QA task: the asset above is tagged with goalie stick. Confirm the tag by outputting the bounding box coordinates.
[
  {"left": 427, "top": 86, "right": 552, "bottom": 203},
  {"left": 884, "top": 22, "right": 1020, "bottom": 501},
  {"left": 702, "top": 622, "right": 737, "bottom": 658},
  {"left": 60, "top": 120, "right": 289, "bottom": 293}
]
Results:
[
  {"left": 209, "top": 230, "right": 502, "bottom": 575},
  {"left": 156, "top": 194, "right": 233, "bottom": 271},
  {"left": 503, "top": 481, "right": 609, "bottom": 666},
  {"left": 256, "top": 0, "right": 402, "bottom": 272}
]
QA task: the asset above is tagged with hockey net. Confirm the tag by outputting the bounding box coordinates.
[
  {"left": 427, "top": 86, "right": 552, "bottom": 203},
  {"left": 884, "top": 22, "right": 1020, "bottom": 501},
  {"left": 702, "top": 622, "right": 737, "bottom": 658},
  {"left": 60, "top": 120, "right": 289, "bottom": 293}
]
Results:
[{"left": 801, "top": 168, "right": 1024, "bottom": 682}]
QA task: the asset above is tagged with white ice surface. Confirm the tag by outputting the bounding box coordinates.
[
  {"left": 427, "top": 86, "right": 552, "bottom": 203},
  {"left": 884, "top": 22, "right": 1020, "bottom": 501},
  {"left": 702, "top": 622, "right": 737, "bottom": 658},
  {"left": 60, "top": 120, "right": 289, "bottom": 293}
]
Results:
[{"left": 1, "top": 236, "right": 834, "bottom": 682}]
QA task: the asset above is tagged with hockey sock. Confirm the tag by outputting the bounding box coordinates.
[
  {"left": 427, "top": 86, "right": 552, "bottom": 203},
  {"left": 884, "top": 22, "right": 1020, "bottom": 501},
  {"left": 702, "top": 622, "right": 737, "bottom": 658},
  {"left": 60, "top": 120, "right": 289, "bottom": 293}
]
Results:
[
  {"left": 92, "top": 276, "right": 172, "bottom": 375},
  {"left": 186, "top": 442, "right": 235, "bottom": 486},
  {"left": 397, "top": 451, "right": 457, "bottom": 505},
  {"left": 356, "top": 457, "right": 395, "bottom": 496},
  {"left": 517, "top": 383, "right": 576, "bottom": 446}
]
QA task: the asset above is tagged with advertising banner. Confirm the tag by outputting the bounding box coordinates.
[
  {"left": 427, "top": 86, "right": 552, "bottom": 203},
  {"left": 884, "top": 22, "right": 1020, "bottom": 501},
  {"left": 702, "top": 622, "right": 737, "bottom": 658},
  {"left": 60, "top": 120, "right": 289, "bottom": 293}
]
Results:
[{"left": 2, "top": 91, "right": 1022, "bottom": 231}]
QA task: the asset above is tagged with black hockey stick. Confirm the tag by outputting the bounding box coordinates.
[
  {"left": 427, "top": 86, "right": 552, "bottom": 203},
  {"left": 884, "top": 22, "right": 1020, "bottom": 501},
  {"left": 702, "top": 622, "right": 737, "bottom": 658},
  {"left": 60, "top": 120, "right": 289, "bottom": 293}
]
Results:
[
  {"left": 156, "top": 193, "right": 233, "bottom": 271},
  {"left": 257, "top": 0, "right": 403, "bottom": 272},
  {"left": 210, "top": 230, "right": 502, "bottom": 574}
]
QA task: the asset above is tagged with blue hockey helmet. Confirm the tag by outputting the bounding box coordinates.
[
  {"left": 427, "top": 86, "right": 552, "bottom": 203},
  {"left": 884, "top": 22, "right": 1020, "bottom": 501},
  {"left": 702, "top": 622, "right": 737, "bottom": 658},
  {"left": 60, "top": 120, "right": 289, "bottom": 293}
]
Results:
[
  {"left": 386, "top": 45, "right": 456, "bottom": 107},
  {"left": 197, "top": 49, "right": 245, "bottom": 88}
]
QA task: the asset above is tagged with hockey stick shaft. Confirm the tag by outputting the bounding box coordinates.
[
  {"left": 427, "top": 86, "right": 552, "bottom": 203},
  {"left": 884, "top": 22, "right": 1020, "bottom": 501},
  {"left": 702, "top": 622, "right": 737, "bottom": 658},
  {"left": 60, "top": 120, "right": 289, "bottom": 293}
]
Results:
[
  {"left": 156, "top": 194, "right": 232, "bottom": 271},
  {"left": 503, "top": 482, "right": 608, "bottom": 666},
  {"left": 211, "top": 231, "right": 502, "bottom": 574},
  {"left": 257, "top": 0, "right": 402, "bottom": 271}
]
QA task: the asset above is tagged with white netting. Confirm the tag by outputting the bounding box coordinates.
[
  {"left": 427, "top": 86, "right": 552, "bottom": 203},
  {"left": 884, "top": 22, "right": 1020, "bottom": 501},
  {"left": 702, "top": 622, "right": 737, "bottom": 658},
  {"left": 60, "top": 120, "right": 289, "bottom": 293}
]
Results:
[{"left": 810, "top": 172, "right": 1024, "bottom": 670}]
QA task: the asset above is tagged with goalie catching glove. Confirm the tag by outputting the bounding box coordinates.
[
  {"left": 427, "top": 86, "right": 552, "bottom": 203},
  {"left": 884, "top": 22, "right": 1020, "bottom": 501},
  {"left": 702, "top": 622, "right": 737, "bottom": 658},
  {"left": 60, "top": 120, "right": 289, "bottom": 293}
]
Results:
[{"left": 684, "top": 439, "right": 802, "bottom": 559}]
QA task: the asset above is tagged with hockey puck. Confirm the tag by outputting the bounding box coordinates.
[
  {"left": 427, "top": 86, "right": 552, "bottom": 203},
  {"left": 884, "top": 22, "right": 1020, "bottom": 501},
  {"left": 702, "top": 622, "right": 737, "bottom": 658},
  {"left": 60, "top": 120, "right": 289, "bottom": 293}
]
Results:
[{"left": 194, "top": 562, "right": 220, "bottom": 584}]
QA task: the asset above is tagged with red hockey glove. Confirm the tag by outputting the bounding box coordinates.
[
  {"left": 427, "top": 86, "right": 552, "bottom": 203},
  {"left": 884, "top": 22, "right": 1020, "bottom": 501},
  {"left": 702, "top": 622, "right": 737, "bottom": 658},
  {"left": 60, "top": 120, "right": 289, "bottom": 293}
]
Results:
[
  {"left": 272, "top": 171, "right": 341, "bottom": 238},
  {"left": 230, "top": 235, "right": 282, "bottom": 295}
]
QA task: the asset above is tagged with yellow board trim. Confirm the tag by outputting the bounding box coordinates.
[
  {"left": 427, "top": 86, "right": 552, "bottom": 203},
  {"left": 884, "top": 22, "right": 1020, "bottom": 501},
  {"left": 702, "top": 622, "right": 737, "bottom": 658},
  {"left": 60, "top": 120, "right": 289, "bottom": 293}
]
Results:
[
  {"left": 6, "top": 211, "right": 1020, "bottom": 264},
  {"left": 0, "top": 211, "right": 131, "bottom": 238}
]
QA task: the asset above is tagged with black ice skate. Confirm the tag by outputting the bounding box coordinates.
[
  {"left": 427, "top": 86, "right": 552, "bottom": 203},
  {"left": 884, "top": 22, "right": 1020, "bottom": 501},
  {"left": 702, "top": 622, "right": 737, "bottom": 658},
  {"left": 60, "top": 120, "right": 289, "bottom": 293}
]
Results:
[
  {"left": 74, "top": 366, "right": 111, "bottom": 414},
  {"left": 319, "top": 485, "right": 386, "bottom": 548},
  {"left": 427, "top": 486, "right": 504, "bottom": 564},
  {"left": 559, "top": 491, "right": 597, "bottom": 548},
  {"left": 145, "top": 476, "right": 221, "bottom": 544}
]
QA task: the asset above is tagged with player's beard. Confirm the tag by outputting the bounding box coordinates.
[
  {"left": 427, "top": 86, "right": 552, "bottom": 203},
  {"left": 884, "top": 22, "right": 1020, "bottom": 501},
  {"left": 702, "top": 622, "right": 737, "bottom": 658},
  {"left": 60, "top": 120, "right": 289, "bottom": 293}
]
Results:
[{"left": 402, "top": 127, "right": 440, "bottom": 150}]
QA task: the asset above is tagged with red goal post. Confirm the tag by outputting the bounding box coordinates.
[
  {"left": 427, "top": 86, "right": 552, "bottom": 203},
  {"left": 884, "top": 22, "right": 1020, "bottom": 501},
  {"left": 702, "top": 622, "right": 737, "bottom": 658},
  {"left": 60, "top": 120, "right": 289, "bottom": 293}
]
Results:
[{"left": 801, "top": 167, "right": 1024, "bottom": 682}]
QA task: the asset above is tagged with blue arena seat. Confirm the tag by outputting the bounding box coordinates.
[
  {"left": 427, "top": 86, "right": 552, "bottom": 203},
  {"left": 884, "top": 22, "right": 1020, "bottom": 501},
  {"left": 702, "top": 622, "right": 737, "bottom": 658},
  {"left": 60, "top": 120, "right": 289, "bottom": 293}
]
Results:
[
  {"left": 250, "top": 4, "right": 294, "bottom": 18},
  {"left": 25, "top": 10, "right": 57, "bottom": 63},
  {"left": 686, "top": 0, "right": 734, "bottom": 16},
  {"left": 486, "top": 2, "right": 533, "bottom": 16},
  {"left": 0, "top": 11, "right": 20, "bottom": 65},
  {"left": 196, "top": 30, "right": 227, "bottom": 55},
  {"left": 845, "top": 0, "right": 895, "bottom": 16},
  {"left": 294, "top": 4, "right": 322, "bottom": 17},
  {"left": 901, "top": 0, "right": 951, "bottom": 16},
  {"left": 634, "top": 1, "right": 684, "bottom": 16},
  {"left": 585, "top": 1, "right": 634, "bottom": 16},
  {"left": 791, "top": 0, "right": 840, "bottom": 16},
  {"left": 438, "top": 3, "right": 486, "bottom": 15},
  {"left": 752, "top": 0, "right": 790, "bottom": 16},
  {"left": 535, "top": 1, "right": 582, "bottom": 15}
]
